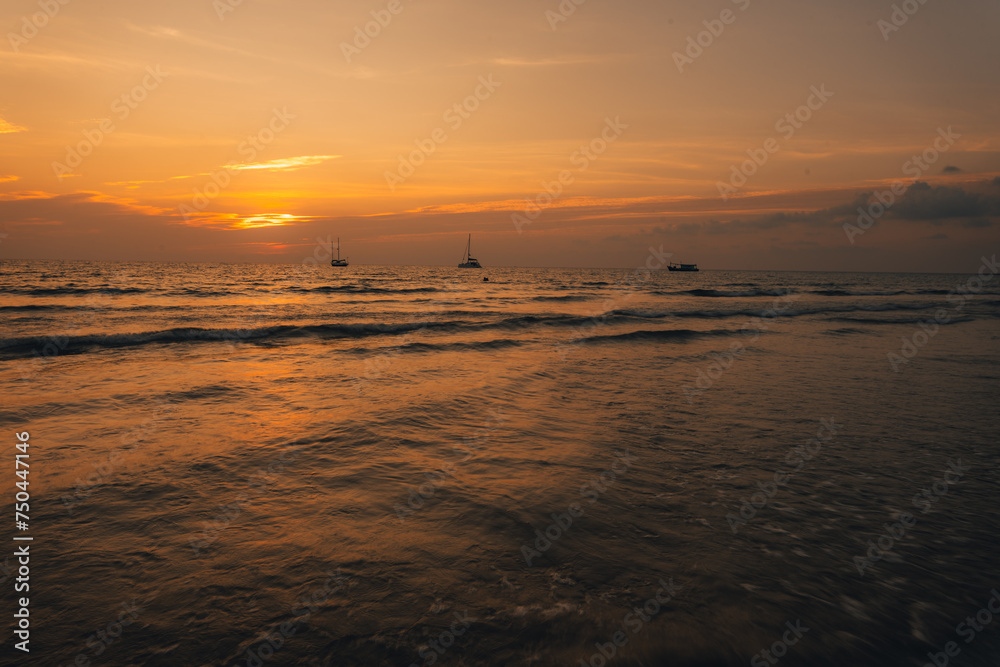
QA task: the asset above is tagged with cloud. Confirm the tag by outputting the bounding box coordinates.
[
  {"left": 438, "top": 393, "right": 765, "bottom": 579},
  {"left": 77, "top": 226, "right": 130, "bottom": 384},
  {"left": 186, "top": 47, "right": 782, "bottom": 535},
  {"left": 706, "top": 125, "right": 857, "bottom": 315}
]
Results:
[
  {"left": 125, "top": 23, "right": 301, "bottom": 67},
  {"left": 105, "top": 155, "right": 341, "bottom": 189},
  {"left": 941, "top": 165, "right": 962, "bottom": 173},
  {"left": 657, "top": 202, "right": 852, "bottom": 236},
  {"left": 232, "top": 214, "right": 311, "bottom": 229},
  {"left": 229, "top": 155, "right": 341, "bottom": 172},
  {"left": 397, "top": 179, "right": 1000, "bottom": 244},
  {"left": 488, "top": 54, "right": 624, "bottom": 67},
  {"left": 646, "top": 181, "right": 1000, "bottom": 238},
  {"left": 961, "top": 218, "right": 993, "bottom": 228},
  {"left": 777, "top": 181, "right": 1000, "bottom": 228},
  {"left": 122, "top": 23, "right": 363, "bottom": 80},
  {"left": 888, "top": 181, "right": 1000, "bottom": 220},
  {"left": 173, "top": 209, "right": 315, "bottom": 230},
  {"left": 0, "top": 191, "right": 324, "bottom": 261},
  {"left": 0, "top": 176, "right": 19, "bottom": 183},
  {"left": 0, "top": 191, "right": 172, "bottom": 225},
  {"left": 0, "top": 118, "right": 26, "bottom": 134}
]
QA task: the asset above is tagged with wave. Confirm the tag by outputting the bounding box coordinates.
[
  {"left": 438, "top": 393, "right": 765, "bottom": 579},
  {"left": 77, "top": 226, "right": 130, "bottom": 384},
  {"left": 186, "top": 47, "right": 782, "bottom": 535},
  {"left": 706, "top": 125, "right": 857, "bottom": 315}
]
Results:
[
  {"left": 3, "top": 284, "right": 448, "bottom": 299},
  {"left": 6, "top": 286, "right": 149, "bottom": 296},
  {"left": 487, "top": 313, "right": 656, "bottom": 330},
  {"left": 655, "top": 288, "right": 793, "bottom": 298},
  {"left": 364, "top": 327, "right": 743, "bottom": 354},
  {"left": 295, "top": 285, "right": 441, "bottom": 294},
  {"left": 909, "top": 289, "right": 1000, "bottom": 296},
  {"left": 610, "top": 302, "right": 940, "bottom": 320},
  {"left": 806, "top": 288, "right": 999, "bottom": 296},
  {"left": 531, "top": 295, "right": 592, "bottom": 302},
  {"left": 0, "top": 321, "right": 466, "bottom": 359},
  {"left": 821, "top": 327, "right": 871, "bottom": 336},
  {"left": 828, "top": 315, "right": 975, "bottom": 325},
  {"left": 0, "top": 301, "right": 972, "bottom": 359},
  {"left": 808, "top": 289, "right": 907, "bottom": 296},
  {"left": 578, "top": 328, "right": 737, "bottom": 344},
  {"left": 655, "top": 287, "right": 1000, "bottom": 298},
  {"left": 164, "top": 288, "right": 246, "bottom": 297},
  {"left": 377, "top": 338, "right": 526, "bottom": 354},
  {"left": 0, "top": 304, "right": 73, "bottom": 312},
  {"left": 809, "top": 288, "right": 1000, "bottom": 297},
  {"left": 0, "top": 313, "right": 618, "bottom": 359}
]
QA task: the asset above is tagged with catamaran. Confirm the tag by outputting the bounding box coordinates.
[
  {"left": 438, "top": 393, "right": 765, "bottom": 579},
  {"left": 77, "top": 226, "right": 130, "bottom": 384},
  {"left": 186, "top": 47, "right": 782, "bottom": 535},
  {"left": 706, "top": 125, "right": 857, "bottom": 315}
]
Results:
[
  {"left": 668, "top": 262, "right": 699, "bottom": 272},
  {"left": 458, "top": 234, "right": 482, "bottom": 268},
  {"left": 330, "top": 238, "right": 348, "bottom": 267}
]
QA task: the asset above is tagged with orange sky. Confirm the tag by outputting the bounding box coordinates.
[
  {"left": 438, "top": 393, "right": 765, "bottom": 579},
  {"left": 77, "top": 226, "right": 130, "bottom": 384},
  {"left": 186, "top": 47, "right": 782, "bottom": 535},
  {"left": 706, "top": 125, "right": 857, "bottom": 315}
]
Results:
[{"left": 1, "top": 0, "right": 998, "bottom": 270}]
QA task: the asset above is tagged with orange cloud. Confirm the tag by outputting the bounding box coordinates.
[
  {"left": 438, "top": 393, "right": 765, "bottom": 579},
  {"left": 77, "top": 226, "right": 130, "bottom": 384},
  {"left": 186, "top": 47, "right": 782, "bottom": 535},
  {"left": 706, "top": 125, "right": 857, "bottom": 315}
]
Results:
[
  {"left": 229, "top": 155, "right": 341, "bottom": 172},
  {"left": 233, "top": 214, "right": 310, "bottom": 229},
  {"left": 0, "top": 117, "right": 26, "bottom": 134},
  {"left": 172, "top": 210, "right": 313, "bottom": 230}
]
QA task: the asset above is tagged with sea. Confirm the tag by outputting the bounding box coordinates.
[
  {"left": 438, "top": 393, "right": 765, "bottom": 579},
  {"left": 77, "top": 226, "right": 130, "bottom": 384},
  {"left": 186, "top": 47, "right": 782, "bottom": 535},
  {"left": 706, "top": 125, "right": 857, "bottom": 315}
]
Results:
[{"left": 1, "top": 259, "right": 999, "bottom": 667}]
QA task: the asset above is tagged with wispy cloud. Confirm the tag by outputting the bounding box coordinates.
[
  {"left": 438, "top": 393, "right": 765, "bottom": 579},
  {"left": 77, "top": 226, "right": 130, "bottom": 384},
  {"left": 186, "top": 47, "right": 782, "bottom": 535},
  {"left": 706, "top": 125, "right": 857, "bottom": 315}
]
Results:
[
  {"left": 0, "top": 117, "right": 26, "bottom": 134},
  {"left": 229, "top": 155, "right": 341, "bottom": 172},
  {"left": 488, "top": 54, "right": 626, "bottom": 67},
  {"left": 233, "top": 213, "right": 310, "bottom": 229},
  {"left": 172, "top": 210, "right": 313, "bottom": 230},
  {"left": 106, "top": 155, "right": 342, "bottom": 189},
  {"left": 0, "top": 48, "right": 144, "bottom": 74},
  {"left": 126, "top": 23, "right": 274, "bottom": 64},
  {"left": 123, "top": 23, "right": 368, "bottom": 80}
]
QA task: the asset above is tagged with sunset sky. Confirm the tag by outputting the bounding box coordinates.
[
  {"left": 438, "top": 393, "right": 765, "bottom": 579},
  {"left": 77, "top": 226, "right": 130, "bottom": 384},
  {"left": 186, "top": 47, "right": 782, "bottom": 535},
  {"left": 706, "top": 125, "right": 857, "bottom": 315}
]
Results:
[{"left": 1, "top": 0, "right": 998, "bottom": 270}]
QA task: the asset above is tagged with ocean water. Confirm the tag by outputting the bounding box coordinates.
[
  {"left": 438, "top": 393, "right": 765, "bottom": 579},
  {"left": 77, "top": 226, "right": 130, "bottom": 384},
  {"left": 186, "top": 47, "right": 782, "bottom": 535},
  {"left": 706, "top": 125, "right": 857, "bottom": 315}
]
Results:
[{"left": 1, "top": 259, "right": 999, "bottom": 667}]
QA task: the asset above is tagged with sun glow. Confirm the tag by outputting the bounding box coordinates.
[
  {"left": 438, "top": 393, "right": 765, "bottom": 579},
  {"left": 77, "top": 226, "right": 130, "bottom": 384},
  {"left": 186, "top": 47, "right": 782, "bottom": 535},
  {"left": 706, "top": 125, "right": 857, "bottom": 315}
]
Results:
[{"left": 233, "top": 213, "right": 308, "bottom": 229}]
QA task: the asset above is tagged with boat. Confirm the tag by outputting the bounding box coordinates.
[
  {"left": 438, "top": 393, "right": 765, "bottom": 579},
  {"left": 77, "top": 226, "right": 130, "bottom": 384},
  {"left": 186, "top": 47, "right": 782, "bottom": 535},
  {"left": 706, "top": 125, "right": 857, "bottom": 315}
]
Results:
[
  {"left": 330, "top": 237, "right": 348, "bottom": 267},
  {"left": 457, "top": 234, "right": 482, "bottom": 268},
  {"left": 668, "top": 262, "right": 699, "bottom": 272}
]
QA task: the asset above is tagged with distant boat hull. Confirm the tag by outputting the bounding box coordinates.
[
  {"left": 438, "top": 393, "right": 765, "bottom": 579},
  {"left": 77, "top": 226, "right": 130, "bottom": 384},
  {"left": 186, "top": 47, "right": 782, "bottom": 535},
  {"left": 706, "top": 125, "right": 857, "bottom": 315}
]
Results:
[{"left": 668, "top": 263, "right": 699, "bottom": 272}]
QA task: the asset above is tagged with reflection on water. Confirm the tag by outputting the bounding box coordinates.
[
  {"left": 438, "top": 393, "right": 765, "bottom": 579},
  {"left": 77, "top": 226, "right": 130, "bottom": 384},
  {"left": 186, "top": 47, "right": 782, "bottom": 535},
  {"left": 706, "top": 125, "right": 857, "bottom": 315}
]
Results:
[{"left": 2, "top": 260, "right": 999, "bottom": 666}]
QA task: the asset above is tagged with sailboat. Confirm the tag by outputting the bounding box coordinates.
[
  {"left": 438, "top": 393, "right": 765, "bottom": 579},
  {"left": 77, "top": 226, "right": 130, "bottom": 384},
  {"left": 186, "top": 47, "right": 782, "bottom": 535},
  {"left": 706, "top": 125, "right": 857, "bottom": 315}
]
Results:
[
  {"left": 457, "top": 234, "right": 482, "bottom": 268},
  {"left": 330, "top": 237, "right": 348, "bottom": 267}
]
